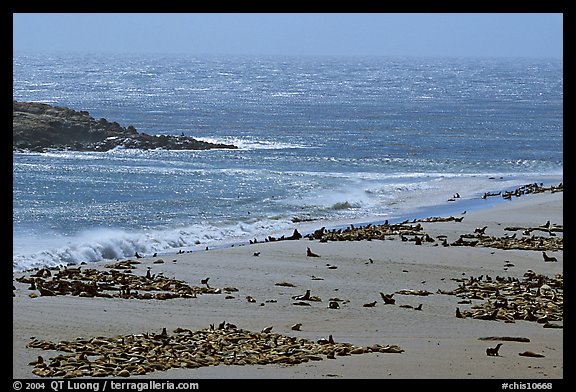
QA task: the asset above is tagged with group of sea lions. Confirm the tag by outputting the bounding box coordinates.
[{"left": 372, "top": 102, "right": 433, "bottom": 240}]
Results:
[
  {"left": 298, "top": 219, "right": 562, "bottom": 253},
  {"left": 14, "top": 260, "right": 228, "bottom": 300},
  {"left": 440, "top": 270, "right": 563, "bottom": 327},
  {"left": 27, "top": 324, "right": 404, "bottom": 378},
  {"left": 481, "top": 182, "right": 562, "bottom": 200},
  {"left": 305, "top": 222, "right": 428, "bottom": 243},
  {"left": 451, "top": 230, "right": 563, "bottom": 251},
  {"left": 249, "top": 228, "right": 302, "bottom": 244}
]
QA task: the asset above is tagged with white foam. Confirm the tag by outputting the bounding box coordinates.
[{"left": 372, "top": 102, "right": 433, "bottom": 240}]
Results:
[
  {"left": 193, "top": 136, "right": 308, "bottom": 150},
  {"left": 12, "top": 218, "right": 299, "bottom": 272}
]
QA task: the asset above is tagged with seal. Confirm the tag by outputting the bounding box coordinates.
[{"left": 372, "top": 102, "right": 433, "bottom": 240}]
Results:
[
  {"left": 317, "top": 334, "right": 335, "bottom": 345},
  {"left": 292, "top": 289, "right": 311, "bottom": 301},
  {"left": 328, "top": 301, "right": 340, "bottom": 309},
  {"left": 307, "top": 247, "right": 320, "bottom": 257},
  {"left": 455, "top": 307, "right": 464, "bottom": 318},
  {"left": 477, "top": 309, "right": 499, "bottom": 320},
  {"left": 380, "top": 292, "right": 395, "bottom": 305},
  {"left": 28, "top": 355, "right": 44, "bottom": 366},
  {"left": 261, "top": 325, "right": 273, "bottom": 333},
  {"left": 201, "top": 277, "right": 211, "bottom": 288},
  {"left": 486, "top": 343, "right": 502, "bottom": 356},
  {"left": 519, "top": 351, "right": 545, "bottom": 358},
  {"left": 474, "top": 226, "right": 488, "bottom": 235}
]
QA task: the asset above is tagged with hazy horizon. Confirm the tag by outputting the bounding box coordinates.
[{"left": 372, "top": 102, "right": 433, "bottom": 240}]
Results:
[{"left": 13, "top": 13, "right": 563, "bottom": 59}]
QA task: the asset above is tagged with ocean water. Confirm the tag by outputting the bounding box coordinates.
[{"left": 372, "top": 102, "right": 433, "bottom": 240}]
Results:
[{"left": 12, "top": 53, "right": 563, "bottom": 271}]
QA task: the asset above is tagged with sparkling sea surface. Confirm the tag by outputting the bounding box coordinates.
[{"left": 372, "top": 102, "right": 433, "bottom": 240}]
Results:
[{"left": 12, "top": 53, "right": 563, "bottom": 271}]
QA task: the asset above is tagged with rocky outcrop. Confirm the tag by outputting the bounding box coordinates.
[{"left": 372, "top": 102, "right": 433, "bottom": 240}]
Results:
[{"left": 13, "top": 100, "right": 237, "bottom": 152}]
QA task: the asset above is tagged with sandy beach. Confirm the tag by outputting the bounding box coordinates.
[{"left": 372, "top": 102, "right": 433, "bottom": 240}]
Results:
[{"left": 13, "top": 189, "right": 563, "bottom": 381}]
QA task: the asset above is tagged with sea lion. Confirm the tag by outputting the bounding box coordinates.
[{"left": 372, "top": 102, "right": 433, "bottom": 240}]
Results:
[
  {"left": 519, "top": 351, "right": 545, "bottom": 358},
  {"left": 288, "top": 229, "right": 302, "bottom": 240},
  {"left": 477, "top": 309, "right": 499, "bottom": 320},
  {"left": 363, "top": 301, "right": 377, "bottom": 307},
  {"left": 307, "top": 247, "right": 320, "bottom": 257},
  {"left": 292, "top": 289, "right": 311, "bottom": 301},
  {"left": 291, "top": 323, "right": 302, "bottom": 331},
  {"left": 542, "top": 322, "right": 563, "bottom": 329},
  {"left": 317, "top": 334, "right": 335, "bottom": 345},
  {"left": 28, "top": 355, "right": 44, "bottom": 366},
  {"left": 261, "top": 326, "right": 273, "bottom": 333},
  {"left": 201, "top": 277, "right": 211, "bottom": 288},
  {"left": 380, "top": 292, "right": 395, "bottom": 305},
  {"left": 486, "top": 343, "right": 503, "bottom": 356},
  {"left": 474, "top": 226, "right": 488, "bottom": 235},
  {"left": 456, "top": 307, "right": 464, "bottom": 318},
  {"left": 542, "top": 252, "right": 557, "bottom": 262}
]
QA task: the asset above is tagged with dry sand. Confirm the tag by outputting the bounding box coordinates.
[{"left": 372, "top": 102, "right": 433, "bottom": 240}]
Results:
[{"left": 13, "top": 191, "right": 563, "bottom": 381}]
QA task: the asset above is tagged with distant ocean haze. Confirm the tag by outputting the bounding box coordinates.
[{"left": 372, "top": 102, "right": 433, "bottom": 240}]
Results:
[{"left": 12, "top": 54, "right": 563, "bottom": 271}]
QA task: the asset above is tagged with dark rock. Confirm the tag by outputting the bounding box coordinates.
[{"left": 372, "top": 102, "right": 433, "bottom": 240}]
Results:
[{"left": 13, "top": 100, "right": 238, "bottom": 152}]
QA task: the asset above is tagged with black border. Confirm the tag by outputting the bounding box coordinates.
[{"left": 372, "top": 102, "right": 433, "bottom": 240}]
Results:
[{"left": 10, "top": 4, "right": 569, "bottom": 390}]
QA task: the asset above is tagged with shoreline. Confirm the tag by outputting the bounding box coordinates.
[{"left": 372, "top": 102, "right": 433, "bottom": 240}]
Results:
[
  {"left": 12, "top": 174, "right": 562, "bottom": 273},
  {"left": 103, "top": 177, "right": 566, "bottom": 260},
  {"left": 13, "top": 188, "right": 563, "bottom": 380}
]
